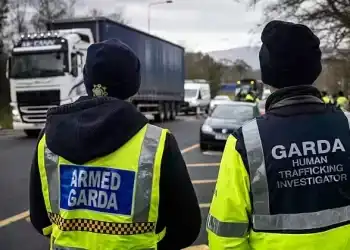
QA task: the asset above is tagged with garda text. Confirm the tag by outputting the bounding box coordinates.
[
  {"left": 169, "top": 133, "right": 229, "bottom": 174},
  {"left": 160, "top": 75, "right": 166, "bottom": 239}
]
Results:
[
  {"left": 60, "top": 165, "right": 135, "bottom": 215},
  {"left": 270, "top": 139, "right": 347, "bottom": 188}
]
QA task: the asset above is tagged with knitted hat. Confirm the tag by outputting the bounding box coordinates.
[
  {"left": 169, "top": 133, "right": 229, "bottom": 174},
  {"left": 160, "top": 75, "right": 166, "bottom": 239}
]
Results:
[
  {"left": 259, "top": 20, "right": 322, "bottom": 88},
  {"left": 83, "top": 39, "right": 141, "bottom": 100}
]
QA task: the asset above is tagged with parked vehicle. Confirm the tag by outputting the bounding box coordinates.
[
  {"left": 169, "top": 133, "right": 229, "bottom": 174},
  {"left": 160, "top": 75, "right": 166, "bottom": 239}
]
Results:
[
  {"left": 209, "top": 95, "right": 232, "bottom": 114},
  {"left": 8, "top": 17, "right": 184, "bottom": 137},
  {"left": 181, "top": 80, "right": 211, "bottom": 114},
  {"left": 199, "top": 101, "right": 260, "bottom": 150}
]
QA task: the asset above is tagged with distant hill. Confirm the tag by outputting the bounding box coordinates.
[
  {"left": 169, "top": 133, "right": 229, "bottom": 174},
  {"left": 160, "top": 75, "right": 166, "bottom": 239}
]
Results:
[
  {"left": 208, "top": 46, "right": 261, "bottom": 70},
  {"left": 208, "top": 46, "right": 350, "bottom": 71}
]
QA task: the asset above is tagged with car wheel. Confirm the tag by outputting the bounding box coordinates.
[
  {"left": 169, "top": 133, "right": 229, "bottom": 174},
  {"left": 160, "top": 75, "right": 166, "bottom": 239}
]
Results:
[
  {"left": 24, "top": 129, "right": 40, "bottom": 138},
  {"left": 205, "top": 106, "right": 209, "bottom": 114},
  {"left": 200, "top": 142, "right": 209, "bottom": 151}
]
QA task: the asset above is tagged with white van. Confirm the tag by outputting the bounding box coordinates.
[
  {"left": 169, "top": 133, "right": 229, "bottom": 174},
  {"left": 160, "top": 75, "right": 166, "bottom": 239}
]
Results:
[{"left": 182, "top": 80, "right": 211, "bottom": 114}]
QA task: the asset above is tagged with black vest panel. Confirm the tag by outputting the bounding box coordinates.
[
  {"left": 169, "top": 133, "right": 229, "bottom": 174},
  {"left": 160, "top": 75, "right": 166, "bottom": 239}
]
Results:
[{"left": 257, "top": 110, "right": 350, "bottom": 215}]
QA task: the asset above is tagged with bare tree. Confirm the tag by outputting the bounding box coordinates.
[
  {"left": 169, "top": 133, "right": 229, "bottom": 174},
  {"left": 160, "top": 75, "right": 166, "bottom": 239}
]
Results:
[
  {"left": 108, "top": 7, "right": 128, "bottom": 24},
  {"left": 248, "top": 0, "right": 350, "bottom": 49},
  {"left": 0, "top": 0, "right": 9, "bottom": 39},
  {"left": 89, "top": 8, "right": 103, "bottom": 18},
  {"left": 66, "top": 0, "right": 78, "bottom": 18},
  {"left": 9, "top": 0, "right": 29, "bottom": 34},
  {"left": 233, "top": 59, "right": 252, "bottom": 79},
  {"left": 88, "top": 7, "right": 128, "bottom": 24},
  {"left": 30, "top": 0, "right": 78, "bottom": 31}
]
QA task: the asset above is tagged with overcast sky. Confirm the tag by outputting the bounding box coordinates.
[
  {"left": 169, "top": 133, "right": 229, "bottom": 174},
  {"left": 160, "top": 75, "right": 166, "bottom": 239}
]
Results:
[{"left": 75, "top": 0, "right": 265, "bottom": 52}]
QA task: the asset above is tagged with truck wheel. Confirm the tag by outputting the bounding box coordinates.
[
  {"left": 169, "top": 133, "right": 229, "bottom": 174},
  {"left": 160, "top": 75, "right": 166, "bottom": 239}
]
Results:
[
  {"left": 154, "top": 104, "right": 165, "bottom": 123},
  {"left": 205, "top": 106, "right": 209, "bottom": 114},
  {"left": 24, "top": 130, "right": 40, "bottom": 138},
  {"left": 164, "top": 103, "right": 171, "bottom": 121},
  {"left": 169, "top": 102, "right": 176, "bottom": 120},
  {"left": 200, "top": 142, "right": 209, "bottom": 151}
]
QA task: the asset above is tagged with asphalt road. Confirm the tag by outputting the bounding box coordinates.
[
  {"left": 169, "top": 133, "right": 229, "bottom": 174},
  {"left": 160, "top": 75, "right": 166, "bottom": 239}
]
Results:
[{"left": 0, "top": 115, "right": 222, "bottom": 249}]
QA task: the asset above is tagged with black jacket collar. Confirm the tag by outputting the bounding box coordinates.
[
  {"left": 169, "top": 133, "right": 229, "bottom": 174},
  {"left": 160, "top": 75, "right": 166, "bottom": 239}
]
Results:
[{"left": 266, "top": 85, "right": 323, "bottom": 111}]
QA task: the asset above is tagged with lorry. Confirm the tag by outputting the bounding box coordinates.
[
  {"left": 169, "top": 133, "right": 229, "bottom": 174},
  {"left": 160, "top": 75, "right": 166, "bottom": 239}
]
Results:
[
  {"left": 8, "top": 17, "right": 185, "bottom": 137},
  {"left": 181, "top": 79, "right": 211, "bottom": 114}
]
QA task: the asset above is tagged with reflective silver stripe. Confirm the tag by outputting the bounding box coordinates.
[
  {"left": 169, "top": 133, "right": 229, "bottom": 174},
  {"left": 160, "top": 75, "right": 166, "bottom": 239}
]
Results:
[
  {"left": 133, "top": 124, "right": 162, "bottom": 222},
  {"left": 254, "top": 205, "right": 350, "bottom": 231},
  {"left": 207, "top": 214, "right": 248, "bottom": 237},
  {"left": 242, "top": 119, "right": 269, "bottom": 215},
  {"left": 44, "top": 145, "right": 60, "bottom": 214},
  {"left": 242, "top": 116, "right": 350, "bottom": 231}
]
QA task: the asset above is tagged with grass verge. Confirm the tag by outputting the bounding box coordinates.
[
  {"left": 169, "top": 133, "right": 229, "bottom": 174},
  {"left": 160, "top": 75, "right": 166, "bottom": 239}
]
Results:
[{"left": 0, "top": 105, "right": 12, "bottom": 129}]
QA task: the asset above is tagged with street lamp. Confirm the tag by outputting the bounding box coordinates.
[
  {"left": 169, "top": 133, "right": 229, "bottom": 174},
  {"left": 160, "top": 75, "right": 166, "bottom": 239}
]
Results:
[{"left": 148, "top": 0, "right": 173, "bottom": 33}]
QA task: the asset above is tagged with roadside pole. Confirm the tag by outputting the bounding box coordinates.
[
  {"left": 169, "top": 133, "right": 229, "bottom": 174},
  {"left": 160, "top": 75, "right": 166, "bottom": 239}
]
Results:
[{"left": 196, "top": 106, "right": 200, "bottom": 119}]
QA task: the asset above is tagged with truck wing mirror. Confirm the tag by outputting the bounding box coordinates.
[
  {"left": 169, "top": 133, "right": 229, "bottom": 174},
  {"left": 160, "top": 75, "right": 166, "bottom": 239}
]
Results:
[{"left": 71, "top": 53, "right": 78, "bottom": 77}]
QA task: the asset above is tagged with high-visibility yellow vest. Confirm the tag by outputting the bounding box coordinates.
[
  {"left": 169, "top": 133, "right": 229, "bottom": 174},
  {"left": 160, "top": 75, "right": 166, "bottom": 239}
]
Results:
[
  {"left": 207, "top": 118, "right": 350, "bottom": 250},
  {"left": 37, "top": 124, "right": 168, "bottom": 250},
  {"left": 245, "top": 94, "right": 254, "bottom": 102},
  {"left": 322, "top": 96, "right": 331, "bottom": 104},
  {"left": 337, "top": 96, "right": 348, "bottom": 109}
]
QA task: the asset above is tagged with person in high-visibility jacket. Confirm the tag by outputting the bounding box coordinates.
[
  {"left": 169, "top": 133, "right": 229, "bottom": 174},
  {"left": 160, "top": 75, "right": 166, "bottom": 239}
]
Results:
[
  {"left": 244, "top": 91, "right": 255, "bottom": 103},
  {"left": 29, "top": 39, "right": 201, "bottom": 250},
  {"left": 336, "top": 91, "right": 348, "bottom": 110},
  {"left": 321, "top": 91, "right": 331, "bottom": 104},
  {"left": 207, "top": 20, "right": 350, "bottom": 250}
]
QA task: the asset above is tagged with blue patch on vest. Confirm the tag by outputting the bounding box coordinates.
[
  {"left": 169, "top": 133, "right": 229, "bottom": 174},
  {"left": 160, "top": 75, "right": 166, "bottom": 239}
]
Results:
[{"left": 60, "top": 164, "right": 135, "bottom": 215}]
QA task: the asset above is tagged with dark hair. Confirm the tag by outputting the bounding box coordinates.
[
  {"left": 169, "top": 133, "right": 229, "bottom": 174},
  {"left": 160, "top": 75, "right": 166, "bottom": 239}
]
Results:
[{"left": 338, "top": 91, "right": 344, "bottom": 96}]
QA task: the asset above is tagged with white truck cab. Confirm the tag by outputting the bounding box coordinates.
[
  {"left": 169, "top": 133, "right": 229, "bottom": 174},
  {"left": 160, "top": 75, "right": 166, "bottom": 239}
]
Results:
[
  {"left": 8, "top": 29, "right": 93, "bottom": 137},
  {"left": 182, "top": 79, "right": 211, "bottom": 114}
]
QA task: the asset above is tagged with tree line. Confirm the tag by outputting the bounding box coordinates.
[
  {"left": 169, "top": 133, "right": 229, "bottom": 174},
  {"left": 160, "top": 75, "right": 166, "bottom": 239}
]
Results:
[
  {"left": 185, "top": 52, "right": 259, "bottom": 97},
  {"left": 1, "top": 0, "right": 350, "bottom": 126},
  {"left": 249, "top": 0, "right": 350, "bottom": 95},
  {"left": 0, "top": 0, "right": 125, "bottom": 41}
]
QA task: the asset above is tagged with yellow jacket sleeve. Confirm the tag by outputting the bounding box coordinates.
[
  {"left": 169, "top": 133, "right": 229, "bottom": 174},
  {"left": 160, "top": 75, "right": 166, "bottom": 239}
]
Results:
[{"left": 207, "top": 135, "right": 252, "bottom": 250}]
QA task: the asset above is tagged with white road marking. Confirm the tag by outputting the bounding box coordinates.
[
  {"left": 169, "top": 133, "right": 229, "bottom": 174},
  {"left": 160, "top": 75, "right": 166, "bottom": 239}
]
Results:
[{"left": 202, "top": 151, "right": 222, "bottom": 156}]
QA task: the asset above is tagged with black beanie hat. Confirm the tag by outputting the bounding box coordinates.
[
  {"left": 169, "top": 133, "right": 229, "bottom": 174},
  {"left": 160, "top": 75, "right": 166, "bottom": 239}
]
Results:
[
  {"left": 83, "top": 39, "right": 141, "bottom": 100},
  {"left": 259, "top": 20, "right": 322, "bottom": 88}
]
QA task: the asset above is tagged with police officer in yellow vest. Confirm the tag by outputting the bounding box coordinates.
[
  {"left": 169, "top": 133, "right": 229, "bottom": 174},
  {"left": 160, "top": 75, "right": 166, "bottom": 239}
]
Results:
[
  {"left": 29, "top": 39, "right": 201, "bottom": 250},
  {"left": 336, "top": 91, "right": 348, "bottom": 110},
  {"left": 207, "top": 20, "right": 350, "bottom": 250},
  {"left": 321, "top": 91, "right": 331, "bottom": 104},
  {"left": 244, "top": 91, "right": 255, "bottom": 103}
]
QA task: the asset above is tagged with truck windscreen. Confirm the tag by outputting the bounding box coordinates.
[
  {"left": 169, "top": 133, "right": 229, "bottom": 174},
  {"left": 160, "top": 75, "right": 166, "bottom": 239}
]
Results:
[
  {"left": 235, "top": 84, "right": 251, "bottom": 95},
  {"left": 10, "top": 51, "right": 67, "bottom": 79}
]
